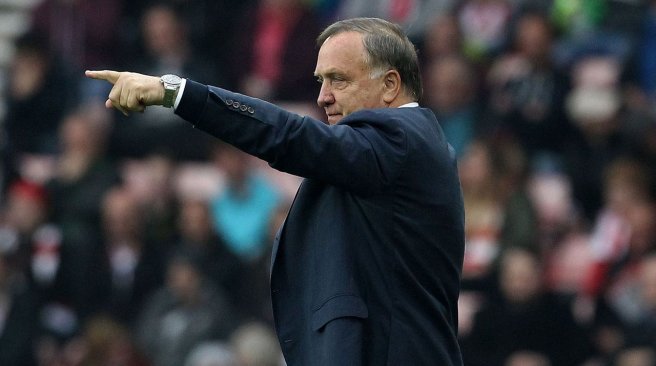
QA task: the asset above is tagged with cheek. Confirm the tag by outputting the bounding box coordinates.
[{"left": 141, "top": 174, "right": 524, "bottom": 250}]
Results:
[
  {"left": 335, "top": 81, "right": 383, "bottom": 115},
  {"left": 333, "top": 91, "right": 355, "bottom": 113},
  {"left": 344, "top": 91, "right": 376, "bottom": 113}
]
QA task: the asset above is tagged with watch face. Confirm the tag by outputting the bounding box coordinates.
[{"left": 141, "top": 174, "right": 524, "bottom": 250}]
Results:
[{"left": 161, "top": 74, "right": 182, "bottom": 85}]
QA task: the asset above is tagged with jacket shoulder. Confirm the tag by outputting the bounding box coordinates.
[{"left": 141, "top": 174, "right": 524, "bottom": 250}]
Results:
[{"left": 341, "top": 108, "right": 438, "bottom": 132}]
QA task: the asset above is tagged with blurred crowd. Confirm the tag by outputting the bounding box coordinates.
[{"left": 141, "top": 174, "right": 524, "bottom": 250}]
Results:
[{"left": 0, "top": 0, "right": 655, "bottom": 365}]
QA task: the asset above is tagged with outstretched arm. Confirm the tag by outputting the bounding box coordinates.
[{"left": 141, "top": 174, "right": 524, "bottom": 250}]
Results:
[{"left": 85, "top": 70, "right": 164, "bottom": 116}]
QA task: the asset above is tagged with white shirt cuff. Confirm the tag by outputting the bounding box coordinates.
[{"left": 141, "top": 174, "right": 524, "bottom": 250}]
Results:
[{"left": 173, "top": 78, "right": 187, "bottom": 110}]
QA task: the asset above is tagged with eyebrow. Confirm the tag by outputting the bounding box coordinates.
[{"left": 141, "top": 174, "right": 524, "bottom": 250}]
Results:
[{"left": 314, "top": 69, "right": 348, "bottom": 79}]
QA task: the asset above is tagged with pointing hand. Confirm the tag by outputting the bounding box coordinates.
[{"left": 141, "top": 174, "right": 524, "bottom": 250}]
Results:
[{"left": 85, "top": 70, "right": 164, "bottom": 116}]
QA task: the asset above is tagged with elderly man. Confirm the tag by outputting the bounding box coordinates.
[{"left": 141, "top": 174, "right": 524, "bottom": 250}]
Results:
[{"left": 87, "top": 17, "right": 464, "bottom": 366}]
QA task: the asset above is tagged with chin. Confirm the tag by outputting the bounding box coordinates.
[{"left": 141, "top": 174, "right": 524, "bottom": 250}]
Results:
[{"left": 327, "top": 115, "right": 343, "bottom": 125}]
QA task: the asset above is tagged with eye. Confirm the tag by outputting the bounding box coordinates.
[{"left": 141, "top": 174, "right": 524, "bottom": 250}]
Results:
[
  {"left": 332, "top": 74, "right": 348, "bottom": 83},
  {"left": 331, "top": 77, "right": 347, "bottom": 89},
  {"left": 316, "top": 76, "right": 324, "bottom": 84}
]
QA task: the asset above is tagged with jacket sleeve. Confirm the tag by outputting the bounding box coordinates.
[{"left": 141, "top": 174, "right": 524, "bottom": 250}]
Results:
[{"left": 175, "top": 79, "right": 408, "bottom": 195}]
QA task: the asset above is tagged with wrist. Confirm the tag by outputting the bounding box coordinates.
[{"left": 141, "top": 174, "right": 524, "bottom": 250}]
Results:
[{"left": 160, "top": 74, "right": 183, "bottom": 108}]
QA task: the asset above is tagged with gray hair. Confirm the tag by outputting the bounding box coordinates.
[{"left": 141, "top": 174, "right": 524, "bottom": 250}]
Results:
[{"left": 317, "top": 17, "right": 423, "bottom": 101}]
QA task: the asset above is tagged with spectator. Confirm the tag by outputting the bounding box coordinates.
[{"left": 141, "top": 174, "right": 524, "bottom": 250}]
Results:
[
  {"left": 3, "top": 32, "right": 77, "bottom": 158},
  {"left": 458, "top": 138, "right": 536, "bottom": 282},
  {"left": 97, "top": 186, "right": 165, "bottom": 324},
  {"left": 135, "top": 153, "right": 179, "bottom": 246},
  {"left": 30, "top": 0, "right": 122, "bottom": 70},
  {"left": 578, "top": 158, "right": 655, "bottom": 363},
  {"left": 595, "top": 201, "right": 656, "bottom": 322},
  {"left": 424, "top": 55, "right": 481, "bottom": 157},
  {"left": 169, "top": 0, "right": 253, "bottom": 77},
  {"left": 614, "top": 347, "right": 656, "bottom": 366},
  {"left": 461, "top": 247, "right": 589, "bottom": 366},
  {"left": 620, "top": 254, "right": 656, "bottom": 349},
  {"left": 550, "top": 0, "right": 636, "bottom": 67},
  {"left": 111, "top": 3, "right": 217, "bottom": 159},
  {"left": 504, "top": 351, "right": 551, "bottom": 366},
  {"left": 209, "top": 143, "right": 281, "bottom": 263},
  {"left": 229, "top": 0, "right": 322, "bottom": 103},
  {"left": 550, "top": 0, "right": 607, "bottom": 38},
  {"left": 563, "top": 56, "right": 632, "bottom": 220},
  {"left": 584, "top": 159, "right": 654, "bottom": 297},
  {"left": 1, "top": 180, "right": 62, "bottom": 301},
  {"left": 119, "top": 0, "right": 244, "bottom": 77},
  {"left": 459, "top": 139, "right": 505, "bottom": 280},
  {"left": 456, "top": 0, "right": 513, "bottom": 62},
  {"left": 527, "top": 167, "right": 594, "bottom": 296},
  {"left": 175, "top": 198, "right": 251, "bottom": 319},
  {"left": 77, "top": 315, "right": 150, "bottom": 366},
  {"left": 230, "top": 322, "right": 282, "bottom": 366},
  {"left": 133, "top": 3, "right": 221, "bottom": 86},
  {"left": 486, "top": 11, "right": 571, "bottom": 158},
  {"left": 420, "top": 12, "right": 464, "bottom": 69},
  {"left": 184, "top": 341, "right": 236, "bottom": 366},
  {"left": 47, "top": 105, "right": 120, "bottom": 320},
  {"left": 526, "top": 165, "right": 580, "bottom": 251},
  {"left": 0, "top": 228, "right": 39, "bottom": 366},
  {"left": 136, "top": 249, "right": 238, "bottom": 366}
]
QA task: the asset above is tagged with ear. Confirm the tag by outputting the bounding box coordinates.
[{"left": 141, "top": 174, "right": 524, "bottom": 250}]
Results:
[{"left": 382, "top": 69, "right": 402, "bottom": 104}]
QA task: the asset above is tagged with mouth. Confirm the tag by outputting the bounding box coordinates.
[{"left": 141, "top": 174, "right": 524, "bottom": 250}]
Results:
[{"left": 326, "top": 113, "right": 342, "bottom": 124}]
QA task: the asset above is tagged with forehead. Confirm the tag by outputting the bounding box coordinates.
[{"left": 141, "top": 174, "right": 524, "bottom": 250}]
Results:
[{"left": 315, "top": 32, "right": 368, "bottom": 74}]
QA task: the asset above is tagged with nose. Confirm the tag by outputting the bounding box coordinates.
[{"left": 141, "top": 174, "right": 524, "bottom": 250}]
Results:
[{"left": 317, "top": 81, "right": 334, "bottom": 108}]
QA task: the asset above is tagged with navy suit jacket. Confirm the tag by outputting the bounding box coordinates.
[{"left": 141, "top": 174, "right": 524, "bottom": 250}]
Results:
[{"left": 176, "top": 79, "right": 465, "bottom": 366}]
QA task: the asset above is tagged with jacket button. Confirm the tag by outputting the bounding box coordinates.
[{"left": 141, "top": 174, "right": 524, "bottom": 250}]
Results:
[
  {"left": 240, "top": 104, "right": 248, "bottom": 112},
  {"left": 225, "top": 99, "right": 233, "bottom": 105},
  {"left": 247, "top": 106, "right": 255, "bottom": 114},
  {"left": 232, "top": 101, "right": 241, "bottom": 109}
]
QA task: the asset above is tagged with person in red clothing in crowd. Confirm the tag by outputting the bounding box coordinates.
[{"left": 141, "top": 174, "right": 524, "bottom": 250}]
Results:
[
  {"left": 581, "top": 158, "right": 655, "bottom": 361},
  {"left": 229, "top": 0, "right": 322, "bottom": 104}
]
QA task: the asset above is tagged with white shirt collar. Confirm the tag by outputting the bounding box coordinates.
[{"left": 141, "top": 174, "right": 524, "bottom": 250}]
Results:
[{"left": 398, "top": 102, "right": 419, "bottom": 108}]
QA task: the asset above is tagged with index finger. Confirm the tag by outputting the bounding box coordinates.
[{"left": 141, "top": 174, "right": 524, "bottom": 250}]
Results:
[{"left": 85, "top": 70, "right": 121, "bottom": 84}]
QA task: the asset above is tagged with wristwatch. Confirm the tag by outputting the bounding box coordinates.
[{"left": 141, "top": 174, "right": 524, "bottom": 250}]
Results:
[{"left": 160, "top": 74, "right": 182, "bottom": 108}]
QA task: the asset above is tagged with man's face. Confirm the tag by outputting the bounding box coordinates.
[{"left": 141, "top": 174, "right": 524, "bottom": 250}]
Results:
[{"left": 315, "top": 32, "right": 387, "bottom": 125}]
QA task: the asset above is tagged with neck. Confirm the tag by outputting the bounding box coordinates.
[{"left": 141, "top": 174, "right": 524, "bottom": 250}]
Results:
[{"left": 389, "top": 96, "right": 416, "bottom": 108}]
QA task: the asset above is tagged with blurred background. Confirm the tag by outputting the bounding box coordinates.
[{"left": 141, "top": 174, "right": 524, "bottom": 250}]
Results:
[{"left": 0, "top": 0, "right": 655, "bottom": 365}]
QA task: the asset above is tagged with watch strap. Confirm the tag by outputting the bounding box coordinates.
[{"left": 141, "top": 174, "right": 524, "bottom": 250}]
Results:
[{"left": 163, "top": 87, "right": 176, "bottom": 108}]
